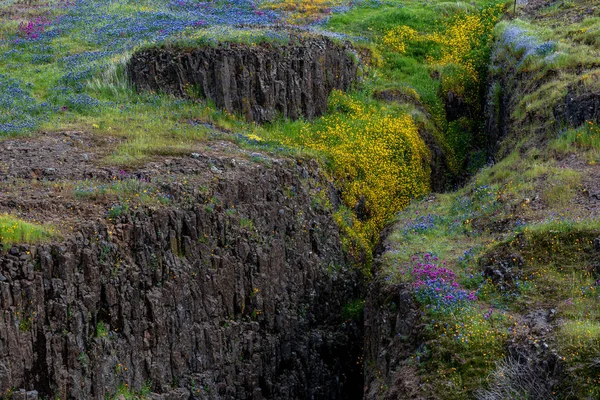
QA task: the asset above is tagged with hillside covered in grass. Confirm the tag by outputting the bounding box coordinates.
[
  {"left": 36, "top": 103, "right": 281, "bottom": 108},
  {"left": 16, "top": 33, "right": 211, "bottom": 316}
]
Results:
[
  {"left": 0, "top": 0, "right": 599, "bottom": 399},
  {"left": 367, "top": 0, "right": 600, "bottom": 399},
  {"left": 0, "top": 0, "right": 504, "bottom": 266}
]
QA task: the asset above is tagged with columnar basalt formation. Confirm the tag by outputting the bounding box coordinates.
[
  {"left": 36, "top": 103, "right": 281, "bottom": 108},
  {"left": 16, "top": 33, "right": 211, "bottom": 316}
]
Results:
[
  {"left": 0, "top": 150, "right": 363, "bottom": 399},
  {"left": 128, "top": 35, "right": 359, "bottom": 123}
]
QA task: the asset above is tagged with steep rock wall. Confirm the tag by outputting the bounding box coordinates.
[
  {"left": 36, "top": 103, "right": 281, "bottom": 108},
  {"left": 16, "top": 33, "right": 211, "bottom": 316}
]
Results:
[
  {"left": 0, "top": 158, "right": 363, "bottom": 399},
  {"left": 362, "top": 280, "right": 423, "bottom": 400},
  {"left": 128, "top": 36, "right": 359, "bottom": 123}
]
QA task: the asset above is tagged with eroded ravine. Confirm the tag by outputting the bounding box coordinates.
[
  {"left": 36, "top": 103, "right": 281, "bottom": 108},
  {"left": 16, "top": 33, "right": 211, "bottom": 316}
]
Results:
[{"left": 0, "top": 135, "right": 365, "bottom": 399}]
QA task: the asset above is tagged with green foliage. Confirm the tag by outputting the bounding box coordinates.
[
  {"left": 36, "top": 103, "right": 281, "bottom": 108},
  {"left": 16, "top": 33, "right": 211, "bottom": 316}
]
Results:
[
  {"left": 341, "top": 299, "right": 365, "bottom": 321},
  {"left": 0, "top": 214, "right": 56, "bottom": 249},
  {"left": 239, "top": 217, "right": 254, "bottom": 230},
  {"left": 541, "top": 168, "right": 581, "bottom": 208},
  {"left": 77, "top": 352, "right": 89, "bottom": 369},
  {"left": 380, "top": 131, "right": 599, "bottom": 398},
  {"left": 550, "top": 121, "right": 600, "bottom": 164},
  {"left": 420, "top": 308, "right": 511, "bottom": 399},
  {"left": 109, "top": 381, "right": 152, "bottom": 400},
  {"left": 156, "top": 26, "right": 292, "bottom": 49},
  {"left": 18, "top": 316, "right": 32, "bottom": 332},
  {"left": 96, "top": 321, "right": 109, "bottom": 338},
  {"left": 107, "top": 203, "right": 129, "bottom": 220}
]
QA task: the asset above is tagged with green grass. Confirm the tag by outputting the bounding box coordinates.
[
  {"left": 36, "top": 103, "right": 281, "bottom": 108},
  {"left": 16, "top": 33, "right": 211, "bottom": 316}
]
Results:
[
  {"left": 0, "top": 215, "right": 57, "bottom": 249},
  {"left": 73, "top": 178, "right": 172, "bottom": 205},
  {"left": 341, "top": 298, "right": 365, "bottom": 321},
  {"left": 326, "top": 0, "right": 448, "bottom": 123},
  {"left": 420, "top": 307, "right": 511, "bottom": 399},
  {"left": 489, "top": 13, "right": 600, "bottom": 154},
  {"left": 107, "top": 204, "right": 130, "bottom": 221},
  {"left": 96, "top": 321, "right": 109, "bottom": 338},
  {"left": 109, "top": 381, "right": 152, "bottom": 400},
  {"left": 554, "top": 319, "right": 600, "bottom": 397},
  {"left": 2, "top": 0, "right": 599, "bottom": 398},
  {"left": 557, "top": 320, "right": 600, "bottom": 357},
  {"left": 550, "top": 122, "right": 600, "bottom": 164},
  {"left": 0, "top": 0, "right": 504, "bottom": 258},
  {"left": 379, "top": 115, "right": 599, "bottom": 397},
  {"left": 239, "top": 217, "right": 254, "bottom": 230},
  {"left": 40, "top": 90, "right": 229, "bottom": 164},
  {"left": 150, "top": 26, "right": 293, "bottom": 49}
]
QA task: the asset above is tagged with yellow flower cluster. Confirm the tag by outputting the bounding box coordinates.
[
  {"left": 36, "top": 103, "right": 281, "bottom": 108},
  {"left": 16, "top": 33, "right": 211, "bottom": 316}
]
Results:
[
  {"left": 383, "top": 4, "right": 504, "bottom": 96},
  {"left": 383, "top": 25, "right": 419, "bottom": 54},
  {"left": 426, "top": 14, "right": 487, "bottom": 85},
  {"left": 296, "top": 91, "right": 430, "bottom": 249},
  {"left": 260, "top": 0, "right": 347, "bottom": 23},
  {"left": 382, "top": 26, "right": 418, "bottom": 54},
  {"left": 0, "top": 214, "right": 54, "bottom": 248}
]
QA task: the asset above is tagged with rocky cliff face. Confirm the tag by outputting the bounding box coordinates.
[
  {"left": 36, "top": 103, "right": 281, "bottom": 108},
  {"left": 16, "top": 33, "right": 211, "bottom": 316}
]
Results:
[
  {"left": 363, "top": 280, "right": 423, "bottom": 400},
  {"left": 128, "top": 35, "right": 359, "bottom": 123},
  {"left": 0, "top": 146, "right": 363, "bottom": 399}
]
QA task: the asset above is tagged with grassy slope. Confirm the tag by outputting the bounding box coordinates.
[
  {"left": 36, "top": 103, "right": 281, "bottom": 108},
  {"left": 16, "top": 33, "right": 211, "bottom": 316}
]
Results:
[
  {"left": 0, "top": 214, "right": 56, "bottom": 249},
  {"left": 256, "top": 0, "right": 504, "bottom": 261},
  {"left": 0, "top": 0, "right": 502, "bottom": 259},
  {"left": 379, "top": 1, "right": 600, "bottom": 398},
  {"left": 6, "top": 0, "right": 597, "bottom": 397}
]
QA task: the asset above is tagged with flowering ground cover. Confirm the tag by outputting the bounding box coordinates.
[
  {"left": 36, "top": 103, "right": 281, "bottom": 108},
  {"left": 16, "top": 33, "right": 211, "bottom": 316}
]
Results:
[
  {"left": 369, "top": 2, "right": 600, "bottom": 395},
  {"left": 0, "top": 214, "right": 56, "bottom": 249},
  {"left": 254, "top": 0, "right": 505, "bottom": 261},
  {"left": 381, "top": 167, "right": 600, "bottom": 398},
  {"left": 0, "top": 0, "right": 505, "bottom": 265},
  {"left": 0, "top": 0, "right": 280, "bottom": 136},
  {"left": 7, "top": 0, "right": 599, "bottom": 398}
]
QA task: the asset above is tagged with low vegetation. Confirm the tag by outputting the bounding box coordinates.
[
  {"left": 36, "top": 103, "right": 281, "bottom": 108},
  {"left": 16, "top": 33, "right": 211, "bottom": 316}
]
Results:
[
  {"left": 378, "top": 0, "right": 600, "bottom": 396},
  {"left": 0, "top": 0, "right": 506, "bottom": 269},
  {"left": 0, "top": 214, "right": 56, "bottom": 249},
  {"left": 1, "top": 0, "right": 598, "bottom": 398}
]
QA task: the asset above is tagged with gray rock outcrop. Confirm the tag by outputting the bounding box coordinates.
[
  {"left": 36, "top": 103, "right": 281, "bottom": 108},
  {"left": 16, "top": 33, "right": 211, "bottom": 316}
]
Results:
[{"left": 128, "top": 35, "right": 359, "bottom": 123}]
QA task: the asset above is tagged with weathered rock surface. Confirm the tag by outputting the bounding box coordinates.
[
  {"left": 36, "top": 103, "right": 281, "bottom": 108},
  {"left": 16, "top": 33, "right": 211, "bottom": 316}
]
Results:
[
  {"left": 128, "top": 35, "right": 359, "bottom": 123},
  {"left": 363, "top": 281, "right": 424, "bottom": 400},
  {"left": 0, "top": 157, "right": 363, "bottom": 399},
  {"left": 484, "top": 36, "right": 600, "bottom": 159},
  {"left": 555, "top": 87, "right": 600, "bottom": 128}
]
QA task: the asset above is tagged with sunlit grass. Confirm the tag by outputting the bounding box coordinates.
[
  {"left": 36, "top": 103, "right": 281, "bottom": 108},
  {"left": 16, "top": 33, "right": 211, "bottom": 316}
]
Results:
[
  {"left": 0, "top": 214, "right": 57, "bottom": 248},
  {"left": 550, "top": 121, "right": 600, "bottom": 164},
  {"left": 556, "top": 320, "right": 600, "bottom": 363}
]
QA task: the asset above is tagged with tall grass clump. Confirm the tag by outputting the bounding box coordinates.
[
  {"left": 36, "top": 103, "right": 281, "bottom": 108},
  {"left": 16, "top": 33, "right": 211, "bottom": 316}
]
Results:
[
  {"left": 550, "top": 121, "right": 600, "bottom": 163},
  {"left": 0, "top": 214, "right": 56, "bottom": 248}
]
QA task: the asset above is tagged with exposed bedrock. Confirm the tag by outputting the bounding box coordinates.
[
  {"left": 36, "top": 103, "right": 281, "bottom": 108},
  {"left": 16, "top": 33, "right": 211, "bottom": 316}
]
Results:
[
  {"left": 0, "top": 159, "right": 363, "bottom": 399},
  {"left": 363, "top": 280, "right": 423, "bottom": 400},
  {"left": 128, "top": 35, "right": 359, "bottom": 123}
]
